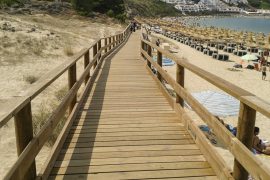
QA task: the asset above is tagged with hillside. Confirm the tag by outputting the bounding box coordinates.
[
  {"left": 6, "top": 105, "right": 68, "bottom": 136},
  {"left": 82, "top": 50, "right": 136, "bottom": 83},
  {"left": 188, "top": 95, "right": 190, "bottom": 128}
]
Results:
[
  {"left": 0, "top": 0, "right": 181, "bottom": 18},
  {"left": 124, "top": 0, "right": 181, "bottom": 17},
  {"left": 248, "top": 0, "right": 270, "bottom": 9}
]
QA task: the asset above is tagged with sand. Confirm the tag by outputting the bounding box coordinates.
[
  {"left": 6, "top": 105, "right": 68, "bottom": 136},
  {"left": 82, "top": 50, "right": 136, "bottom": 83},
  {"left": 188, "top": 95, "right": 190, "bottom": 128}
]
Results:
[
  {"left": 151, "top": 33, "right": 270, "bottom": 170},
  {"left": 0, "top": 13, "right": 123, "bottom": 178}
]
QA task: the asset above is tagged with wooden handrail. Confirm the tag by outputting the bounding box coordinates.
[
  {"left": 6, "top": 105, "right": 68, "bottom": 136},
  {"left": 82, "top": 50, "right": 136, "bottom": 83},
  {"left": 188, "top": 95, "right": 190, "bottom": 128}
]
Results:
[
  {"left": 1, "top": 24, "right": 131, "bottom": 180},
  {"left": 141, "top": 38, "right": 270, "bottom": 180}
]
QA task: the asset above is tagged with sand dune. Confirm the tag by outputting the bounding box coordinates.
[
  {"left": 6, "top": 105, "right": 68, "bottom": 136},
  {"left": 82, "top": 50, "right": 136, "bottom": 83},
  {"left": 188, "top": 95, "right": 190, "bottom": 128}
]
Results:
[{"left": 0, "top": 13, "right": 123, "bottom": 178}]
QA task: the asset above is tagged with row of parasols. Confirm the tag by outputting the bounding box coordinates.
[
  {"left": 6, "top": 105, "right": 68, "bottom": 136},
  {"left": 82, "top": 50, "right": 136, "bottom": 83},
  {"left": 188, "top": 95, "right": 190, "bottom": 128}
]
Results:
[{"left": 139, "top": 18, "right": 270, "bottom": 60}]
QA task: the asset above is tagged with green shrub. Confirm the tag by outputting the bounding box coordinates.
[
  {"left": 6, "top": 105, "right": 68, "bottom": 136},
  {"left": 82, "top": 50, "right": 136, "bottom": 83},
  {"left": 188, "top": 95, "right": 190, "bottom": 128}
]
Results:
[
  {"left": 24, "top": 75, "right": 38, "bottom": 84},
  {"left": 71, "top": 0, "right": 126, "bottom": 19},
  {"left": 0, "top": 0, "right": 17, "bottom": 6},
  {"left": 0, "top": 0, "right": 27, "bottom": 7},
  {"left": 107, "top": 9, "right": 114, "bottom": 17}
]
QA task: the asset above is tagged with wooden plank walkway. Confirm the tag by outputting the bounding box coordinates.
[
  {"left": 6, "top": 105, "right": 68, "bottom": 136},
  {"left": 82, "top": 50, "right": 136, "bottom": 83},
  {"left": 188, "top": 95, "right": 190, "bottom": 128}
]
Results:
[{"left": 48, "top": 32, "right": 218, "bottom": 180}]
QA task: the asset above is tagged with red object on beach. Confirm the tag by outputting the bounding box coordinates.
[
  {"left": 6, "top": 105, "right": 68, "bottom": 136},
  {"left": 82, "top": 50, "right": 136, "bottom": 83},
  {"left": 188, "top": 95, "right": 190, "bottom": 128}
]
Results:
[{"left": 254, "top": 63, "right": 259, "bottom": 71}]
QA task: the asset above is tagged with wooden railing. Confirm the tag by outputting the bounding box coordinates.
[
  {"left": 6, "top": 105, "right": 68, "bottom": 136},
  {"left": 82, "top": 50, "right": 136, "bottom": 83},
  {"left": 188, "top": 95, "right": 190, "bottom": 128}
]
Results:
[
  {"left": 0, "top": 24, "right": 131, "bottom": 180},
  {"left": 141, "top": 38, "right": 270, "bottom": 180}
]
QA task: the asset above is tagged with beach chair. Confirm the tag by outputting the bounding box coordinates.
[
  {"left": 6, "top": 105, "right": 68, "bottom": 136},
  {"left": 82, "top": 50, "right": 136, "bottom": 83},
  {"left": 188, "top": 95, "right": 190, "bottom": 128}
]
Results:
[
  {"left": 223, "top": 54, "right": 229, "bottom": 61},
  {"left": 203, "top": 49, "right": 209, "bottom": 54},
  {"left": 228, "top": 48, "right": 234, "bottom": 53},
  {"left": 196, "top": 46, "right": 202, "bottom": 51},
  {"left": 216, "top": 54, "right": 222, "bottom": 60},
  {"left": 216, "top": 44, "right": 225, "bottom": 50},
  {"left": 212, "top": 53, "right": 218, "bottom": 59},
  {"left": 217, "top": 54, "right": 229, "bottom": 61},
  {"left": 208, "top": 50, "right": 214, "bottom": 56}
]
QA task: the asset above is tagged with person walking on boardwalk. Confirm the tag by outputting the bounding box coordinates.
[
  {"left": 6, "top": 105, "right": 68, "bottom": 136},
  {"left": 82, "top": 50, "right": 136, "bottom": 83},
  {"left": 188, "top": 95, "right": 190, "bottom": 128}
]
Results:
[{"left": 262, "top": 64, "right": 267, "bottom": 80}]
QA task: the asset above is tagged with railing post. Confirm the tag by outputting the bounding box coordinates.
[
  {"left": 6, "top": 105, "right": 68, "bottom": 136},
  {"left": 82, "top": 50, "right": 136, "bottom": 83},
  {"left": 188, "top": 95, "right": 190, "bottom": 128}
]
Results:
[
  {"left": 105, "top": 38, "right": 108, "bottom": 53},
  {"left": 93, "top": 43, "right": 98, "bottom": 69},
  {"left": 68, "top": 63, "right": 77, "bottom": 113},
  {"left": 14, "top": 103, "right": 36, "bottom": 180},
  {"left": 113, "top": 36, "right": 116, "bottom": 48},
  {"left": 147, "top": 44, "right": 152, "bottom": 68},
  {"left": 109, "top": 37, "right": 112, "bottom": 50},
  {"left": 84, "top": 50, "right": 90, "bottom": 85},
  {"left": 157, "top": 51, "right": 162, "bottom": 81},
  {"left": 233, "top": 103, "right": 256, "bottom": 180},
  {"left": 115, "top": 36, "right": 117, "bottom": 47},
  {"left": 141, "top": 41, "right": 145, "bottom": 58},
  {"left": 176, "top": 64, "right": 185, "bottom": 107},
  {"left": 98, "top": 40, "right": 101, "bottom": 54}
]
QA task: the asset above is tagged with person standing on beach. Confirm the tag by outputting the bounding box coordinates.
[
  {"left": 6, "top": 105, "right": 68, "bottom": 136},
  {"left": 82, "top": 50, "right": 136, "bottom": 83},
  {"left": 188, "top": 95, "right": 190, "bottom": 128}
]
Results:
[
  {"left": 259, "top": 55, "right": 266, "bottom": 71},
  {"left": 262, "top": 64, "right": 267, "bottom": 80}
]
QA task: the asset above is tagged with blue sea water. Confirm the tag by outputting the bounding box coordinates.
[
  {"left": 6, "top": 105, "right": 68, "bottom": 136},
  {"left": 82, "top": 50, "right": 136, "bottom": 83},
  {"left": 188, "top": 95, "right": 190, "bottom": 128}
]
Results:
[{"left": 196, "top": 16, "right": 270, "bottom": 34}]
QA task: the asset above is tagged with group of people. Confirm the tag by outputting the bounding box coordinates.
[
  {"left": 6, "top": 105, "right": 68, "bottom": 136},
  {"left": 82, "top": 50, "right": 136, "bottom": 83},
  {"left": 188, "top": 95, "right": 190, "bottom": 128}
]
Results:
[
  {"left": 216, "top": 116, "right": 270, "bottom": 155},
  {"left": 130, "top": 20, "right": 137, "bottom": 32}
]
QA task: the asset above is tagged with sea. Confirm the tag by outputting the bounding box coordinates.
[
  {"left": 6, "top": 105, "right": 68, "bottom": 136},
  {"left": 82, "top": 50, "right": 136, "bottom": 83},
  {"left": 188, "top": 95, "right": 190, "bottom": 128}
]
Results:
[{"left": 194, "top": 16, "right": 270, "bottom": 35}]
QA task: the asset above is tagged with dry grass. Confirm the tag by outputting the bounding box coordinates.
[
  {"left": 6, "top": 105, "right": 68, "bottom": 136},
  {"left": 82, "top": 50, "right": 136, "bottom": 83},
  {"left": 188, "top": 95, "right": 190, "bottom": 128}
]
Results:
[
  {"left": 55, "top": 86, "right": 68, "bottom": 101},
  {"left": 64, "top": 43, "right": 74, "bottom": 57},
  {"left": 33, "top": 86, "right": 69, "bottom": 146}
]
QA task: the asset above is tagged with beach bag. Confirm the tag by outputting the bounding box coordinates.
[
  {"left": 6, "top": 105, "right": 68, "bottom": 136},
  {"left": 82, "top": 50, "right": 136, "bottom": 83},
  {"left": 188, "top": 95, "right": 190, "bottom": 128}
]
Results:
[
  {"left": 233, "top": 64, "right": 242, "bottom": 68},
  {"left": 246, "top": 65, "right": 254, "bottom": 69}
]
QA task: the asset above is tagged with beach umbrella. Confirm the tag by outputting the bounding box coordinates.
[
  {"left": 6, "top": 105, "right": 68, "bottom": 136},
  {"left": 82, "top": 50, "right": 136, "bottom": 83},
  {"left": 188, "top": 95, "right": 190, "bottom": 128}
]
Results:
[{"left": 241, "top": 54, "right": 258, "bottom": 61}]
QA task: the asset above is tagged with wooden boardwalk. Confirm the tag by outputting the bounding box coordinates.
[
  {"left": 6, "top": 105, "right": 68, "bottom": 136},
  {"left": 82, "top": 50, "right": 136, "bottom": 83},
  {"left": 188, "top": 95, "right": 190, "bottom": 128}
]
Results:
[{"left": 48, "top": 32, "right": 218, "bottom": 179}]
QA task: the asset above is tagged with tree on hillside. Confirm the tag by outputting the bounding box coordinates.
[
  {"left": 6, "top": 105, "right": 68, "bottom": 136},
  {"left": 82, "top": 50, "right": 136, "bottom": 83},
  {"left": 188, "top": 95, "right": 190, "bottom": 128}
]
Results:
[{"left": 71, "top": 0, "right": 125, "bottom": 16}]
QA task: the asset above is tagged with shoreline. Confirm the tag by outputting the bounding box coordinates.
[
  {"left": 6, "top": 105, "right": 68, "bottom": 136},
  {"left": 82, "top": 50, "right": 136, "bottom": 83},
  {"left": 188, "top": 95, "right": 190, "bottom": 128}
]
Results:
[{"left": 166, "top": 15, "right": 270, "bottom": 34}]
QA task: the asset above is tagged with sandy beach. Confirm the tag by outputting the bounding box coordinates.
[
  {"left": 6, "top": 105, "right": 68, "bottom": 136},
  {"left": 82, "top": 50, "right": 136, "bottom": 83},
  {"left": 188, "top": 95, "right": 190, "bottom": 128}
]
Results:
[
  {"left": 151, "top": 33, "right": 270, "bottom": 170},
  {"left": 0, "top": 13, "right": 123, "bottom": 178}
]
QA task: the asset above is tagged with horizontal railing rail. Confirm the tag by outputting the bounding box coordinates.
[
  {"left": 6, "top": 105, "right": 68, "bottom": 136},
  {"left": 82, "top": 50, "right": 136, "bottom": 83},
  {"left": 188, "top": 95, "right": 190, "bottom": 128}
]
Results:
[
  {"left": 0, "top": 23, "right": 131, "bottom": 180},
  {"left": 141, "top": 37, "right": 270, "bottom": 180}
]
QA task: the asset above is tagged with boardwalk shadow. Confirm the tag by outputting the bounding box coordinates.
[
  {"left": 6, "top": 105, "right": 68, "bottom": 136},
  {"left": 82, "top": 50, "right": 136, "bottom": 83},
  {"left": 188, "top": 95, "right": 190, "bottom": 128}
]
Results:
[{"left": 57, "top": 37, "right": 130, "bottom": 179}]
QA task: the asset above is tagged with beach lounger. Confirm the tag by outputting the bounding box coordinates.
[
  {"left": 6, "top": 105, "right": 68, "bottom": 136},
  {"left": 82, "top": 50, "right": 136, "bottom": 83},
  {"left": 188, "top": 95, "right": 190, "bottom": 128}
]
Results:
[
  {"left": 198, "top": 46, "right": 204, "bottom": 52},
  {"left": 215, "top": 44, "right": 225, "bottom": 50},
  {"left": 212, "top": 53, "right": 218, "bottom": 59},
  {"left": 234, "top": 51, "right": 247, "bottom": 56},
  {"left": 248, "top": 48, "right": 259, "bottom": 53},
  {"left": 224, "top": 47, "right": 234, "bottom": 53},
  {"left": 207, "top": 50, "right": 214, "bottom": 56},
  {"left": 203, "top": 49, "right": 209, "bottom": 54},
  {"left": 223, "top": 55, "right": 229, "bottom": 61},
  {"left": 216, "top": 54, "right": 229, "bottom": 61}
]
